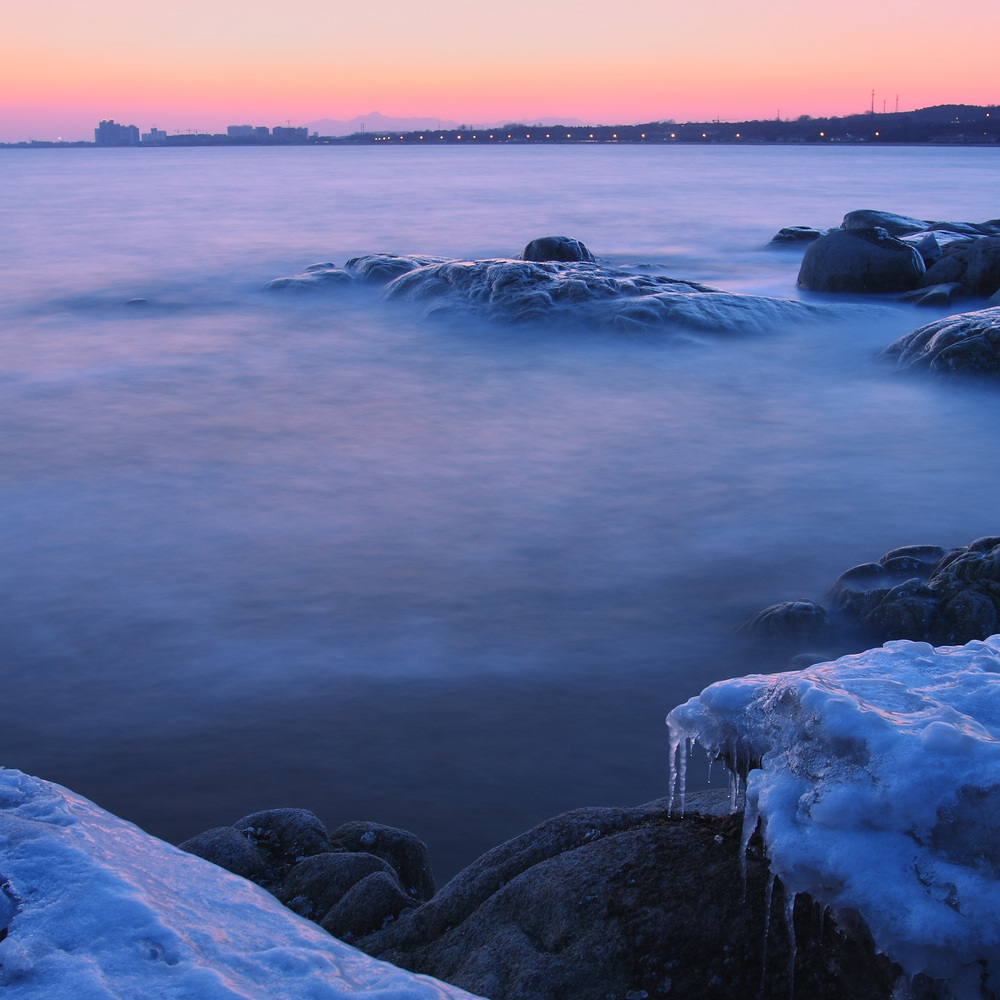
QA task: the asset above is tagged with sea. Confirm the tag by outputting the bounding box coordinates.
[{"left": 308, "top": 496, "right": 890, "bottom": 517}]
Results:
[{"left": 1, "top": 143, "right": 998, "bottom": 881}]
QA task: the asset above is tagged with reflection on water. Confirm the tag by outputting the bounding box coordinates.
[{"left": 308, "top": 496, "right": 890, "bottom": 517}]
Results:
[{"left": 1, "top": 145, "right": 999, "bottom": 878}]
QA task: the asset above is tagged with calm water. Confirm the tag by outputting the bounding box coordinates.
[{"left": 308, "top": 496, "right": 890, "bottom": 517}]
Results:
[{"left": 2, "top": 144, "right": 998, "bottom": 880}]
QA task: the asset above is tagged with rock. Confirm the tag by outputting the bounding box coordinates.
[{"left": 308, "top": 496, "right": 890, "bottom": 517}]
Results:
[
  {"left": 178, "top": 826, "right": 269, "bottom": 881},
  {"left": 737, "top": 599, "right": 832, "bottom": 642},
  {"left": 355, "top": 800, "right": 901, "bottom": 1000},
  {"left": 322, "top": 871, "right": 420, "bottom": 941},
  {"left": 233, "top": 807, "right": 332, "bottom": 866},
  {"left": 343, "top": 253, "right": 449, "bottom": 284},
  {"left": 768, "top": 226, "right": 825, "bottom": 244},
  {"left": 881, "top": 306, "right": 1000, "bottom": 376},
  {"left": 747, "top": 538, "right": 1000, "bottom": 650},
  {"left": 919, "top": 236, "right": 1000, "bottom": 297},
  {"left": 263, "top": 264, "right": 354, "bottom": 291},
  {"left": 842, "top": 209, "right": 930, "bottom": 235},
  {"left": 329, "top": 821, "right": 436, "bottom": 902},
  {"left": 282, "top": 851, "right": 399, "bottom": 921},
  {"left": 896, "top": 282, "right": 965, "bottom": 307},
  {"left": 797, "top": 227, "right": 925, "bottom": 293},
  {"left": 383, "top": 257, "right": 818, "bottom": 335},
  {"left": 519, "top": 236, "right": 596, "bottom": 263}
]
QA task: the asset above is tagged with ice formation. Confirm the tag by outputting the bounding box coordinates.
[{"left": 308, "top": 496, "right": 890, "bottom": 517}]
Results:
[
  {"left": 0, "top": 768, "right": 482, "bottom": 1000},
  {"left": 666, "top": 635, "right": 1000, "bottom": 997}
]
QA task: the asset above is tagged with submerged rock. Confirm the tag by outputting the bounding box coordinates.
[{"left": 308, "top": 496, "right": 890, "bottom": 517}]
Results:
[
  {"left": 797, "top": 227, "right": 926, "bottom": 293},
  {"left": 881, "top": 306, "right": 1000, "bottom": 376},
  {"left": 519, "top": 235, "right": 596, "bottom": 263}
]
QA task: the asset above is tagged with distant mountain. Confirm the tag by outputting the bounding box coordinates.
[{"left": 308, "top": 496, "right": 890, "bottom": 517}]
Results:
[
  {"left": 305, "top": 111, "right": 588, "bottom": 136},
  {"left": 305, "top": 113, "right": 461, "bottom": 136}
]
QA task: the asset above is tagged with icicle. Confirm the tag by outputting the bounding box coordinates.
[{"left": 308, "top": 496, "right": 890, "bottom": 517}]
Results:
[
  {"left": 667, "top": 731, "right": 681, "bottom": 815},
  {"left": 784, "top": 890, "right": 797, "bottom": 1000},
  {"left": 677, "top": 736, "right": 690, "bottom": 814},
  {"left": 739, "top": 791, "right": 760, "bottom": 895},
  {"left": 759, "top": 871, "right": 776, "bottom": 995}
]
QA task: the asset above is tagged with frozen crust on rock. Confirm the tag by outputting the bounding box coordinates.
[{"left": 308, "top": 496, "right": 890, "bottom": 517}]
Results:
[
  {"left": 0, "top": 768, "right": 483, "bottom": 1000},
  {"left": 666, "top": 635, "right": 1000, "bottom": 998}
]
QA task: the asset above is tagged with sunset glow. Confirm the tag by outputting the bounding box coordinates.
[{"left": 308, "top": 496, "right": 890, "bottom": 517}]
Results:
[{"left": 2, "top": 0, "right": 997, "bottom": 141}]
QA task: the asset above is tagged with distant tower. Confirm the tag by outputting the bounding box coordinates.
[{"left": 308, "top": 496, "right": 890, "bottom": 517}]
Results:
[{"left": 871, "top": 89, "right": 875, "bottom": 114}]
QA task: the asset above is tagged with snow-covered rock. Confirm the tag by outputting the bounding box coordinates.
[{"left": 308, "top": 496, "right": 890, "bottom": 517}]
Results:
[
  {"left": 0, "top": 768, "right": 482, "bottom": 1000},
  {"left": 666, "top": 635, "right": 1000, "bottom": 998}
]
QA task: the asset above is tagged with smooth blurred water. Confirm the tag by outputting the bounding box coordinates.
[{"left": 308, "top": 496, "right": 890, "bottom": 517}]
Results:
[{"left": 1, "top": 144, "right": 998, "bottom": 879}]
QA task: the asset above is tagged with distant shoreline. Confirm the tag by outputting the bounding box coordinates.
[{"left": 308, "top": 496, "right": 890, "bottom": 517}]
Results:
[{"left": 4, "top": 103, "right": 997, "bottom": 149}]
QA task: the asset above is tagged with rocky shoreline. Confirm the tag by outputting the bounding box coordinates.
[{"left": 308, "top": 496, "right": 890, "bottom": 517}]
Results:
[{"left": 179, "top": 793, "right": 902, "bottom": 1000}]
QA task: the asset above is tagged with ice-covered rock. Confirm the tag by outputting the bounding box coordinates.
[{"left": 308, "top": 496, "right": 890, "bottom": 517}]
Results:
[
  {"left": 797, "top": 227, "right": 926, "bottom": 293},
  {"left": 383, "top": 258, "right": 817, "bottom": 334},
  {"left": 0, "top": 768, "right": 481, "bottom": 1000},
  {"left": 666, "top": 634, "right": 1000, "bottom": 997},
  {"left": 882, "top": 306, "right": 1000, "bottom": 376}
]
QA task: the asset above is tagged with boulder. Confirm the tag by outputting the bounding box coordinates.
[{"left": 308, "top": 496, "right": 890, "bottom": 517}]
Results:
[
  {"left": 519, "top": 236, "right": 596, "bottom": 263},
  {"left": 178, "top": 826, "right": 269, "bottom": 881},
  {"left": 329, "top": 821, "right": 436, "bottom": 902},
  {"left": 737, "top": 598, "right": 833, "bottom": 642},
  {"left": 881, "top": 306, "right": 1000, "bottom": 376},
  {"left": 322, "top": 871, "right": 421, "bottom": 941},
  {"left": 768, "top": 226, "right": 825, "bottom": 245},
  {"left": 233, "top": 807, "right": 332, "bottom": 866},
  {"left": 797, "top": 227, "right": 925, "bottom": 293},
  {"left": 355, "top": 799, "right": 901, "bottom": 1000},
  {"left": 282, "top": 851, "right": 399, "bottom": 920},
  {"left": 919, "top": 236, "right": 1000, "bottom": 297},
  {"left": 842, "top": 209, "right": 929, "bottom": 235}
]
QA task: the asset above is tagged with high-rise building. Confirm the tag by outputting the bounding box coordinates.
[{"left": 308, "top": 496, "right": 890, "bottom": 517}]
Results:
[
  {"left": 227, "top": 125, "right": 254, "bottom": 138},
  {"left": 141, "top": 128, "right": 167, "bottom": 145},
  {"left": 95, "top": 120, "right": 140, "bottom": 146}
]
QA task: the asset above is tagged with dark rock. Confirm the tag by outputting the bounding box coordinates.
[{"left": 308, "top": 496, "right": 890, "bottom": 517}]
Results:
[
  {"left": 897, "top": 283, "right": 964, "bottom": 307},
  {"left": 322, "top": 870, "right": 420, "bottom": 941},
  {"left": 281, "top": 851, "right": 398, "bottom": 921},
  {"left": 919, "top": 236, "right": 1000, "bottom": 297},
  {"left": 233, "top": 808, "right": 332, "bottom": 866},
  {"left": 329, "top": 821, "right": 436, "bottom": 902},
  {"left": 881, "top": 306, "right": 1000, "bottom": 376},
  {"left": 355, "top": 800, "right": 901, "bottom": 1000},
  {"left": 842, "top": 210, "right": 930, "bottom": 235},
  {"left": 178, "top": 826, "right": 268, "bottom": 881},
  {"left": 519, "top": 236, "right": 596, "bottom": 263},
  {"left": 769, "top": 226, "right": 825, "bottom": 244},
  {"left": 737, "top": 599, "right": 832, "bottom": 642},
  {"left": 797, "top": 227, "right": 925, "bottom": 294}
]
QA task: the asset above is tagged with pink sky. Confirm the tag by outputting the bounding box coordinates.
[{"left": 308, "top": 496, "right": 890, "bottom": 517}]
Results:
[{"left": 2, "top": 0, "right": 997, "bottom": 142}]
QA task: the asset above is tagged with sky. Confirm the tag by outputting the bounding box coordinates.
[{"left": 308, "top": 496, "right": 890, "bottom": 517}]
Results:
[{"left": 2, "top": 0, "right": 997, "bottom": 142}]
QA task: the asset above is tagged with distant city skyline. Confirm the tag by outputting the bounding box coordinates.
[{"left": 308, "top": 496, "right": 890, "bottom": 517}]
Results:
[{"left": 2, "top": 0, "right": 997, "bottom": 143}]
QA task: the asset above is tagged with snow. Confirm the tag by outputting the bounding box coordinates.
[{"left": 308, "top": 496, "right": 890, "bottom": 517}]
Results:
[
  {"left": 0, "top": 768, "right": 482, "bottom": 1000},
  {"left": 667, "top": 635, "right": 1000, "bottom": 996}
]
